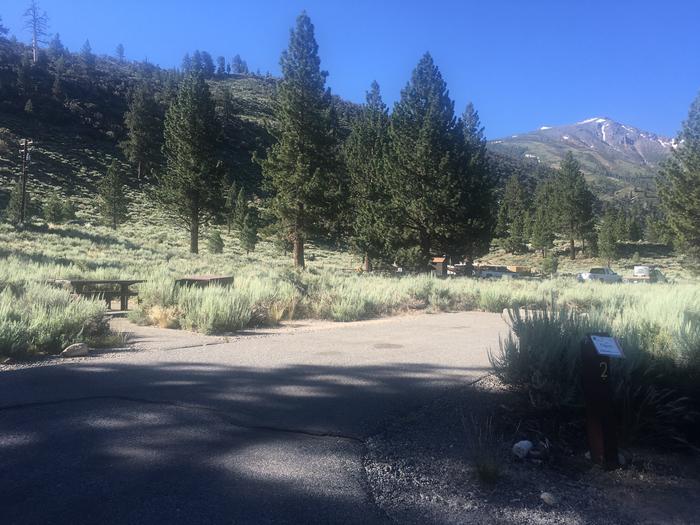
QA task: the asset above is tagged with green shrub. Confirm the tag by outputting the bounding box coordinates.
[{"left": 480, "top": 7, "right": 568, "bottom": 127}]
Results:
[
  {"left": 0, "top": 283, "right": 108, "bottom": 357},
  {"left": 490, "top": 306, "right": 699, "bottom": 446},
  {"left": 43, "top": 194, "right": 66, "bottom": 224},
  {"left": 207, "top": 230, "right": 224, "bottom": 254},
  {"left": 541, "top": 255, "right": 558, "bottom": 275}
]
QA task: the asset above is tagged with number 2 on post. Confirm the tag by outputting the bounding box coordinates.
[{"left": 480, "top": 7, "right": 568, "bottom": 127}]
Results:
[{"left": 599, "top": 362, "right": 608, "bottom": 380}]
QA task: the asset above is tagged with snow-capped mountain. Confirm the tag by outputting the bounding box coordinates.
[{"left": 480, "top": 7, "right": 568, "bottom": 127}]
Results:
[{"left": 489, "top": 117, "right": 677, "bottom": 190}]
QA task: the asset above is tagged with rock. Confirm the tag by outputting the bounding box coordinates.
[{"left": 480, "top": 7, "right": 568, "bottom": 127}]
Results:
[
  {"left": 512, "top": 440, "right": 533, "bottom": 459},
  {"left": 2, "top": 357, "right": 14, "bottom": 364},
  {"left": 61, "top": 343, "right": 89, "bottom": 358},
  {"left": 540, "top": 492, "right": 558, "bottom": 506}
]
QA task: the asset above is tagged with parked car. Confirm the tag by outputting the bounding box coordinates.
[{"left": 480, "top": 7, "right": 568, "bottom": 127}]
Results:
[
  {"left": 626, "top": 265, "right": 667, "bottom": 283},
  {"left": 577, "top": 267, "right": 622, "bottom": 283}
]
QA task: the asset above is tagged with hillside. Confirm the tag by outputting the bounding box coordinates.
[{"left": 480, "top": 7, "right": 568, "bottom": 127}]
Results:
[{"left": 488, "top": 117, "right": 677, "bottom": 198}]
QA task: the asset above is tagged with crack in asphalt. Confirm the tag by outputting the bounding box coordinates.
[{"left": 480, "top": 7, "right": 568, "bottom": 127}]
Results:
[{"left": 0, "top": 395, "right": 366, "bottom": 443}]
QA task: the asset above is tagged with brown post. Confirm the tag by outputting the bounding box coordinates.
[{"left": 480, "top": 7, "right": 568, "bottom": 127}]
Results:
[
  {"left": 581, "top": 333, "right": 620, "bottom": 470},
  {"left": 120, "top": 283, "right": 129, "bottom": 311}
]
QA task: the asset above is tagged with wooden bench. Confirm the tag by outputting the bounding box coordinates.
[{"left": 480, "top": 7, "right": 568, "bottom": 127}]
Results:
[
  {"left": 174, "top": 275, "right": 234, "bottom": 288},
  {"left": 56, "top": 279, "right": 145, "bottom": 311}
]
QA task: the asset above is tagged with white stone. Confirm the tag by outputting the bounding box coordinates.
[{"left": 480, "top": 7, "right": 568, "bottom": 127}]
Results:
[
  {"left": 61, "top": 343, "right": 89, "bottom": 358},
  {"left": 512, "top": 440, "right": 533, "bottom": 459},
  {"left": 540, "top": 492, "right": 558, "bottom": 505}
]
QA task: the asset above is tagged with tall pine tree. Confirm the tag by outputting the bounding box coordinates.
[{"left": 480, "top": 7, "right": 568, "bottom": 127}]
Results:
[
  {"left": 530, "top": 180, "right": 556, "bottom": 257},
  {"left": 344, "top": 81, "right": 391, "bottom": 271},
  {"left": 659, "top": 92, "right": 700, "bottom": 258},
  {"left": 386, "top": 53, "right": 458, "bottom": 265},
  {"left": 259, "top": 12, "right": 342, "bottom": 268},
  {"left": 121, "top": 82, "right": 163, "bottom": 180},
  {"left": 98, "top": 160, "right": 129, "bottom": 229},
  {"left": 496, "top": 175, "right": 528, "bottom": 253},
  {"left": 159, "top": 72, "right": 221, "bottom": 253},
  {"left": 554, "top": 152, "right": 594, "bottom": 259},
  {"left": 447, "top": 103, "right": 496, "bottom": 261}
]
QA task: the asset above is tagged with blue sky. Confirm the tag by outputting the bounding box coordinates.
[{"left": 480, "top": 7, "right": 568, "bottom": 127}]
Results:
[{"left": 3, "top": 1, "right": 699, "bottom": 138}]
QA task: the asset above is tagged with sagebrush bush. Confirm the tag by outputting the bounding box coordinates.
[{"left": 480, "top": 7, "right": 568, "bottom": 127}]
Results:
[
  {"left": 490, "top": 305, "right": 700, "bottom": 446},
  {"left": 0, "top": 283, "right": 107, "bottom": 357}
]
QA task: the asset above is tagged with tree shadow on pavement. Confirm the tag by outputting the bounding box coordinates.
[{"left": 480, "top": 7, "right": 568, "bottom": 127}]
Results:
[{"left": 0, "top": 361, "right": 490, "bottom": 524}]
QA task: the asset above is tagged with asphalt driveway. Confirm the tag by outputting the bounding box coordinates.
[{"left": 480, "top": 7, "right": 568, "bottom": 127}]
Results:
[{"left": 0, "top": 312, "right": 507, "bottom": 525}]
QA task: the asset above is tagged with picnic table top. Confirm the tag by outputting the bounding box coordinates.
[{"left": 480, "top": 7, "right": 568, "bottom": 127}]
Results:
[{"left": 55, "top": 279, "right": 146, "bottom": 286}]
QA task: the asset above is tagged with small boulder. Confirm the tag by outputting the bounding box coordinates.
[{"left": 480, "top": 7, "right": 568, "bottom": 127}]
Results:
[
  {"left": 540, "top": 492, "right": 558, "bottom": 506},
  {"left": 61, "top": 343, "right": 89, "bottom": 358},
  {"left": 512, "top": 440, "right": 533, "bottom": 459},
  {"left": 2, "top": 357, "right": 14, "bottom": 365}
]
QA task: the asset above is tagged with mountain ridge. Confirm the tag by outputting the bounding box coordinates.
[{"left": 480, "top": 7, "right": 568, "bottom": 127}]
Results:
[{"left": 488, "top": 116, "right": 676, "bottom": 197}]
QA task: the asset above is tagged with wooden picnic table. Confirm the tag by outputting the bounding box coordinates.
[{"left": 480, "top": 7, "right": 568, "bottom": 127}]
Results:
[
  {"left": 174, "top": 275, "right": 234, "bottom": 288},
  {"left": 56, "top": 279, "right": 145, "bottom": 311}
]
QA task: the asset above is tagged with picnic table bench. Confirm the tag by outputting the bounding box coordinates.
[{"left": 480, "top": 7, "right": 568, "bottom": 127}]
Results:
[
  {"left": 55, "top": 279, "right": 145, "bottom": 311},
  {"left": 175, "top": 275, "right": 234, "bottom": 288}
]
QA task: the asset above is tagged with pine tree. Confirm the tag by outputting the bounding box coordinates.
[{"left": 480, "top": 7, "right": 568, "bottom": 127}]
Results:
[
  {"left": 48, "top": 33, "right": 65, "bottom": 57},
  {"left": 497, "top": 175, "right": 528, "bottom": 253},
  {"left": 530, "top": 180, "right": 556, "bottom": 257},
  {"left": 16, "top": 54, "right": 32, "bottom": 97},
  {"left": 121, "top": 82, "right": 163, "bottom": 180},
  {"left": 181, "top": 53, "right": 192, "bottom": 73},
  {"left": 4, "top": 181, "right": 26, "bottom": 226},
  {"left": 598, "top": 210, "right": 619, "bottom": 264},
  {"left": 344, "top": 80, "right": 390, "bottom": 271},
  {"left": 24, "top": 1, "right": 49, "bottom": 63},
  {"left": 51, "top": 55, "right": 64, "bottom": 100},
  {"left": 231, "top": 54, "right": 248, "bottom": 74},
  {"left": 80, "top": 39, "right": 95, "bottom": 75},
  {"left": 259, "top": 12, "right": 342, "bottom": 268},
  {"left": 553, "top": 152, "right": 594, "bottom": 259},
  {"left": 116, "top": 43, "right": 125, "bottom": 62},
  {"left": 448, "top": 103, "right": 496, "bottom": 261},
  {"left": 207, "top": 230, "right": 224, "bottom": 254},
  {"left": 216, "top": 56, "right": 226, "bottom": 76},
  {"left": 200, "top": 51, "right": 215, "bottom": 78},
  {"left": 385, "top": 53, "right": 456, "bottom": 264},
  {"left": 0, "top": 16, "right": 8, "bottom": 37},
  {"left": 658, "top": 92, "right": 700, "bottom": 258},
  {"left": 159, "top": 72, "right": 222, "bottom": 253},
  {"left": 240, "top": 208, "right": 259, "bottom": 254},
  {"left": 98, "top": 161, "right": 129, "bottom": 229},
  {"left": 43, "top": 193, "right": 64, "bottom": 223}
]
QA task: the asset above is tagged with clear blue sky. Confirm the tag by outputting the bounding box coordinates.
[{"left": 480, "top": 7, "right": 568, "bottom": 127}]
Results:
[{"left": 3, "top": 0, "right": 699, "bottom": 138}]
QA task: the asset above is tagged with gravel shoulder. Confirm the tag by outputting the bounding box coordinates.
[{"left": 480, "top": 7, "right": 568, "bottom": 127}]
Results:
[{"left": 364, "top": 377, "right": 700, "bottom": 525}]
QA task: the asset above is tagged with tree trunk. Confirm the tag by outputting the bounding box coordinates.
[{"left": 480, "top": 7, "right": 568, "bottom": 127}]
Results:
[
  {"left": 363, "top": 253, "right": 371, "bottom": 273},
  {"left": 419, "top": 232, "right": 431, "bottom": 272},
  {"left": 293, "top": 236, "right": 304, "bottom": 268},
  {"left": 190, "top": 207, "right": 199, "bottom": 254},
  {"left": 570, "top": 238, "right": 576, "bottom": 260},
  {"left": 293, "top": 203, "right": 305, "bottom": 268},
  {"left": 137, "top": 161, "right": 142, "bottom": 181}
]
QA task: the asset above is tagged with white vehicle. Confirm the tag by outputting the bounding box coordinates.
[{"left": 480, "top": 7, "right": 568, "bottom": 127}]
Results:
[
  {"left": 577, "top": 267, "right": 622, "bottom": 283},
  {"left": 626, "top": 265, "right": 667, "bottom": 283}
]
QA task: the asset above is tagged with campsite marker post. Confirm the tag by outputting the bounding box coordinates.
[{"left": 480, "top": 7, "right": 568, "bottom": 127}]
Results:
[{"left": 581, "top": 333, "right": 625, "bottom": 470}]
